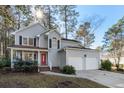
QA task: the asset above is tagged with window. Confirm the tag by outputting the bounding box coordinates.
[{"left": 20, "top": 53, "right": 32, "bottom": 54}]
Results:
[
  {"left": 57, "top": 40, "right": 60, "bottom": 49},
  {"left": 23, "top": 37, "right": 27, "bottom": 45},
  {"left": 29, "top": 38, "right": 34, "bottom": 46},
  {"left": 49, "top": 39, "right": 52, "bottom": 48},
  {"left": 53, "top": 37, "right": 57, "bottom": 40},
  {"left": 84, "top": 54, "right": 87, "bottom": 57},
  {"left": 24, "top": 52, "right": 33, "bottom": 61}
]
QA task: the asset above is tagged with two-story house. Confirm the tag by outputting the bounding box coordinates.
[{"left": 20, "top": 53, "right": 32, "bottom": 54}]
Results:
[{"left": 8, "top": 22, "right": 100, "bottom": 72}]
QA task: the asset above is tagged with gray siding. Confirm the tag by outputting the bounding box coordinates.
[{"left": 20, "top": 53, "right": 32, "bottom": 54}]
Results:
[
  {"left": 39, "top": 36, "right": 48, "bottom": 48},
  {"left": 58, "top": 51, "right": 66, "bottom": 69},
  {"left": 48, "top": 31, "right": 61, "bottom": 67},
  {"left": 15, "top": 24, "right": 45, "bottom": 46}
]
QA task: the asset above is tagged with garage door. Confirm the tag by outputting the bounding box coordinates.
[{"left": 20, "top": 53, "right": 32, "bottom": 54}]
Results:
[
  {"left": 68, "top": 57, "right": 84, "bottom": 70},
  {"left": 86, "top": 58, "right": 98, "bottom": 70}
]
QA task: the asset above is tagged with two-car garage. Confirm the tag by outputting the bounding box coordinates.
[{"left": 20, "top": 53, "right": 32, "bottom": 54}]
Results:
[
  {"left": 68, "top": 57, "right": 99, "bottom": 70},
  {"left": 59, "top": 48, "right": 100, "bottom": 70}
]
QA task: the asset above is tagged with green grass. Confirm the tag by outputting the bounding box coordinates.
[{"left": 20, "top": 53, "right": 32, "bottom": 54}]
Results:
[{"left": 0, "top": 73, "right": 108, "bottom": 88}]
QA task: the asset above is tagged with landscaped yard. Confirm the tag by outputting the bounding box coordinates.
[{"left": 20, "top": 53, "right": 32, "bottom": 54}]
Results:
[{"left": 0, "top": 73, "right": 107, "bottom": 88}]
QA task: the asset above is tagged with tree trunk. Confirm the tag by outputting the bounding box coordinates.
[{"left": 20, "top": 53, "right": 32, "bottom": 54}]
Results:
[
  {"left": 64, "top": 6, "right": 68, "bottom": 39},
  {"left": 48, "top": 6, "right": 51, "bottom": 29},
  {"left": 17, "top": 12, "right": 21, "bottom": 30},
  {"left": 117, "top": 57, "right": 120, "bottom": 70},
  {"left": 0, "top": 42, "right": 3, "bottom": 56}
]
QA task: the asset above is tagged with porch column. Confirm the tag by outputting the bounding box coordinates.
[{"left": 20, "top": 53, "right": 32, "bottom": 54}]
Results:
[
  {"left": 11, "top": 48, "right": 14, "bottom": 68},
  {"left": 38, "top": 51, "right": 40, "bottom": 72},
  {"left": 48, "top": 53, "right": 52, "bottom": 70}
]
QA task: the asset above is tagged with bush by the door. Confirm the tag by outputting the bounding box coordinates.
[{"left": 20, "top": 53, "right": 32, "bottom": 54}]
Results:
[
  {"left": 62, "top": 65, "right": 75, "bottom": 74},
  {"left": 101, "top": 60, "right": 112, "bottom": 71}
]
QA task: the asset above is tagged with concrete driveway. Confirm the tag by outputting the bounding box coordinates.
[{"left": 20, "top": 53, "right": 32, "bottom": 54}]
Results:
[{"left": 76, "top": 70, "right": 124, "bottom": 88}]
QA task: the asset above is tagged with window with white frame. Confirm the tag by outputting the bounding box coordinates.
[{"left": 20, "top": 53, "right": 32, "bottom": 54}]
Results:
[
  {"left": 23, "top": 37, "right": 27, "bottom": 45},
  {"left": 29, "top": 38, "right": 34, "bottom": 46}
]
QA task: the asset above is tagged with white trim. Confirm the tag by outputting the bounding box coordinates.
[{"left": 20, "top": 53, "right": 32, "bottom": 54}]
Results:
[
  {"left": 28, "top": 37, "right": 34, "bottom": 46},
  {"left": 22, "top": 36, "right": 34, "bottom": 46},
  {"left": 8, "top": 47, "right": 48, "bottom": 52},
  {"left": 45, "top": 30, "right": 61, "bottom": 36},
  {"left": 38, "top": 51, "right": 41, "bottom": 72},
  {"left": 64, "top": 48, "right": 98, "bottom": 52},
  {"left": 11, "top": 48, "right": 14, "bottom": 68},
  {"left": 22, "top": 37, "right": 28, "bottom": 46}
]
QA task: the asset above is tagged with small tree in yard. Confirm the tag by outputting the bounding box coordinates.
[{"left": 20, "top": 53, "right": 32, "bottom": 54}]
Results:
[{"left": 103, "top": 16, "right": 124, "bottom": 70}]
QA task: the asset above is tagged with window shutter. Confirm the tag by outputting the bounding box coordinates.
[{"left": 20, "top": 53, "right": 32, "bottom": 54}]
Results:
[
  {"left": 57, "top": 40, "right": 60, "bottom": 49},
  {"left": 34, "top": 38, "right": 36, "bottom": 47},
  {"left": 49, "top": 39, "right": 52, "bottom": 48},
  {"left": 19, "top": 36, "right": 22, "bottom": 45}
]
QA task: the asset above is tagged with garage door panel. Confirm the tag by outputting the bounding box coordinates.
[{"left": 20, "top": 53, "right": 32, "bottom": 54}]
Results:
[
  {"left": 86, "top": 58, "right": 98, "bottom": 70},
  {"left": 68, "top": 57, "right": 84, "bottom": 70}
]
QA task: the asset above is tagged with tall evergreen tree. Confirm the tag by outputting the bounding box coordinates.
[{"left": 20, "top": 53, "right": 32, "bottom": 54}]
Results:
[
  {"left": 0, "top": 5, "right": 33, "bottom": 57},
  {"left": 59, "top": 5, "right": 79, "bottom": 39},
  {"left": 0, "top": 5, "right": 15, "bottom": 57},
  {"left": 35, "top": 5, "right": 59, "bottom": 30},
  {"left": 14, "top": 5, "right": 33, "bottom": 29},
  {"left": 103, "top": 16, "right": 124, "bottom": 70}
]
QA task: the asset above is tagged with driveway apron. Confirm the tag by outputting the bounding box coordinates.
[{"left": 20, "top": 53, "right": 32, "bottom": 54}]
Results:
[{"left": 76, "top": 70, "right": 124, "bottom": 88}]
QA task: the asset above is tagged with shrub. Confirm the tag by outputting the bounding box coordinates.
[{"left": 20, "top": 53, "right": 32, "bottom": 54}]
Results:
[
  {"left": 14, "top": 60, "right": 38, "bottom": 72},
  {"left": 101, "top": 60, "right": 112, "bottom": 71},
  {"left": 117, "top": 68, "right": 124, "bottom": 71},
  {"left": 0, "top": 57, "right": 11, "bottom": 69},
  {"left": 62, "top": 65, "right": 75, "bottom": 74}
]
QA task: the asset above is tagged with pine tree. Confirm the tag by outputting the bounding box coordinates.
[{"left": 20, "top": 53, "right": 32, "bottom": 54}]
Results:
[{"left": 59, "top": 5, "right": 79, "bottom": 39}]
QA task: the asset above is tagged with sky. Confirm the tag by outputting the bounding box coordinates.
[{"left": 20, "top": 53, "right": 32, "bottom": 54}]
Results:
[{"left": 76, "top": 5, "right": 124, "bottom": 49}]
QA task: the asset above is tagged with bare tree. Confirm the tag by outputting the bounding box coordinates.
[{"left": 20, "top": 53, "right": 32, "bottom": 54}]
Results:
[{"left": 76, "top": 15, "right": 105, "bottom": 47}]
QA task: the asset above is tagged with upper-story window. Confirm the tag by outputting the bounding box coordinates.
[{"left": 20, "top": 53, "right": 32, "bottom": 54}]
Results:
[
  {"left": 29, "top": 38, "right": 34, "bottom": 46},
  {"left": 23, "top": 37, "right": 27, "bottom": 45},
  {"left": 22, "top": 37, "right": 34, "bottom": 46}
]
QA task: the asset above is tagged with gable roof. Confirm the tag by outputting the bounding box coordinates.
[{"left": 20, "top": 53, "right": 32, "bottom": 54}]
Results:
[
  {"left": 11, "top": 22, "right": 81, "bottom": 44},
  {"left": 11, "top": 22, "right": 47, "bottom": 35},
  {"left": 61, "top": 38, "right": 80, "bottom": 43},
  {"left": 58, "top": 46, "right": 96, "bottom": 52}
]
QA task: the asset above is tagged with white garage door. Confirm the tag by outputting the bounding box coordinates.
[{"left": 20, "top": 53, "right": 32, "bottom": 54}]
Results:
[
  {"left": 68, "top": 57, "right": 84, "bottom": 70},
  {"left": 86, "top": 58, "right": 98, "bottom": 70}
]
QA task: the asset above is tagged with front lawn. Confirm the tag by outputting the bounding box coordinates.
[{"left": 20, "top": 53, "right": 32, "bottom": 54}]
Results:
[{"left": 0, "top": 73, "right": 107, "bottom": 88}]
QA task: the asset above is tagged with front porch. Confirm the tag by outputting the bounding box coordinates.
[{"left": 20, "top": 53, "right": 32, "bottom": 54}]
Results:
[{"left": 8, "top": 45, "right": 52, "bottom": 71}]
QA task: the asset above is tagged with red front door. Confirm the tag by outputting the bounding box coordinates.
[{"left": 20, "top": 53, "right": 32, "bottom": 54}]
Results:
[{"left": 41, "top": 53, "right": 46, "bottom": 65}]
